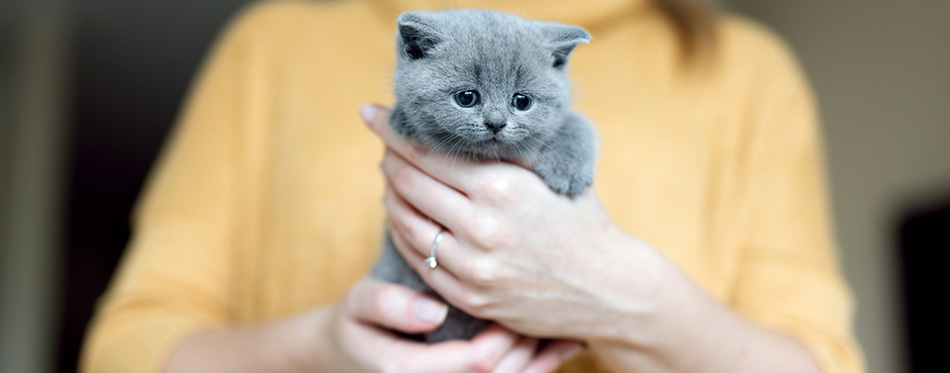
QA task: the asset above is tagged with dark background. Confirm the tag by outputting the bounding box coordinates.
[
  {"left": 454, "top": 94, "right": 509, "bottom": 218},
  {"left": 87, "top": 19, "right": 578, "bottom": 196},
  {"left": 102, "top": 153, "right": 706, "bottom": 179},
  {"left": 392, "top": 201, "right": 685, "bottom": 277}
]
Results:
[
  {"left": 59, "top": 1, "right": 250, "bottom": 371},
  {"left": 2, "top": 1, "right": 949, "bottom": 372},
  {"left": 897, "top": 199, "right": 950, "bottom": 373}
]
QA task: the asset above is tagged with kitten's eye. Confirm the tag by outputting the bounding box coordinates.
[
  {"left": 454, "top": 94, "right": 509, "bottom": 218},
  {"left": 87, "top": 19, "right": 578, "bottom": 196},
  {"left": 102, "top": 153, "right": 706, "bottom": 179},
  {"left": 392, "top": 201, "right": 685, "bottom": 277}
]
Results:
[
  {"left": 455, "top": 90, "right": 479, "bottom": 108},
  {"left": 512, "top": 93, "right": 532, "bottom": 111}
]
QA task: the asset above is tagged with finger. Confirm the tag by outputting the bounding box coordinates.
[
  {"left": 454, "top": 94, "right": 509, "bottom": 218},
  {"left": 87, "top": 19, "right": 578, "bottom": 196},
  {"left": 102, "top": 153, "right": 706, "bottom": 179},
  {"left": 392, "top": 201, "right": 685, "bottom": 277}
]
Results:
[
  {"left": 393, "top": 324, "right": 522, "bottom": 373},
  {"left": 389, "top": 223, "right": 474, "bottom": 312},
  {"left": 344, "top": 279, "right": 449, "bottom": 333},
  {"left": 383, "top": 185, "right": 465, "bottom": 274},
  {"left": 361, "top": 103, "right": 484, "bottom": 192},
  {"left": 522, "top": 340, "right": 584, "bottom": 373},
  {"left": 492, "top": 337, "right": 539, "bottom": 373},
  {"left": 467, "top": 324, "right": 529, "bottom": 372},
  {"left": 382, "top": 151, "right": 474, "bottom": 232}
]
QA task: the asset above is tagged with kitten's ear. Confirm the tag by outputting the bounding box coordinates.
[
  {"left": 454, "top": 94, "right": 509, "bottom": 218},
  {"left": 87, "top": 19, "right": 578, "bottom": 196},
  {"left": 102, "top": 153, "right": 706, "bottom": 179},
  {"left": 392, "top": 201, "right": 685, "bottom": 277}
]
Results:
[
  {"left": 397, "top": 12, "right": 442, "bottom": 60},
  {"left": 543, "top": 24, "right": 591, "bottom": 69}
]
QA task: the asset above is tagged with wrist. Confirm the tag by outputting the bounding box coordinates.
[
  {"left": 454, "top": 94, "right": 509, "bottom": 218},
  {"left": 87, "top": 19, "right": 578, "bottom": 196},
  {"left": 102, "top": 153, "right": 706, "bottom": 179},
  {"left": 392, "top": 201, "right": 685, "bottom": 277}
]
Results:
[
  {"left": 163, "top": 312, "right": 328, "bottom": 373},
  {"left": 581, "top": 232, "right": 822, "bottom": 372},
  {"left": 273, "top": 306, "right": 335, "bottom": 372},
  {"left": 579, "top": 229, "right": 710, "bottom": 345},
  {"left": 596, "top": 246, "right": 757, "bottom": 371},
  {"left": 582, "top": 230, "right": 669, "bottom": 346}
]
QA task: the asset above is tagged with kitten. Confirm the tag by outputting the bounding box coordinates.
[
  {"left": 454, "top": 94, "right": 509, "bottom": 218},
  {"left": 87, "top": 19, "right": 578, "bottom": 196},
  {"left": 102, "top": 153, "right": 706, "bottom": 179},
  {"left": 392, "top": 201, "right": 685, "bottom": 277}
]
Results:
[{"left": 371, "top": 9, "right": 598, "bottom": 344}]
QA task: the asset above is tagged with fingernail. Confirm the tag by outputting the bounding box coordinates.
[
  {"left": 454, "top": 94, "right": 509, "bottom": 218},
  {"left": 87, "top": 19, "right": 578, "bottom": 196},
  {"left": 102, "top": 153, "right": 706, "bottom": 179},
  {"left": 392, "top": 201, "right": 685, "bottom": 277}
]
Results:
[
  {"left": 562, "top": 344, "right": 582, "bottom": 360},
  {"left": 360, "top": 104, "right": 377, "bottom": 124},
  {"left": 413, "top": 297, "right": 448, "bottom": 324}
]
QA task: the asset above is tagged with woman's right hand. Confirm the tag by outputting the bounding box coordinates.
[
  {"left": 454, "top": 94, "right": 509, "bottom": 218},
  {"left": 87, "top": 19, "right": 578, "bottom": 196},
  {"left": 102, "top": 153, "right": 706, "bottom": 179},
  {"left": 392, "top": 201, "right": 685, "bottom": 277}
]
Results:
[{"left": 299, "top": 279, "right": 581, "bottom": 373}]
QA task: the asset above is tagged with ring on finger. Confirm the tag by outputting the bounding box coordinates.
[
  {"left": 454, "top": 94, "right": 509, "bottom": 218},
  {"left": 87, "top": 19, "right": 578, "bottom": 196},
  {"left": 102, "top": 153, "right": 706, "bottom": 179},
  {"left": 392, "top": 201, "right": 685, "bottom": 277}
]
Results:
[{"left": 425, "top": 230, "right": 444, "bottom": 269}]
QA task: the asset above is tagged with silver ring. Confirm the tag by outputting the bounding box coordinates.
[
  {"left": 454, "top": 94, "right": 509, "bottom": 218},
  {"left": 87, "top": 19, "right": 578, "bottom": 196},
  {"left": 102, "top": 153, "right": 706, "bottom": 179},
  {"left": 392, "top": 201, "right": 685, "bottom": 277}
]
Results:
[{"left": 425, "top": 230, "right": 444, "bottom": 269}]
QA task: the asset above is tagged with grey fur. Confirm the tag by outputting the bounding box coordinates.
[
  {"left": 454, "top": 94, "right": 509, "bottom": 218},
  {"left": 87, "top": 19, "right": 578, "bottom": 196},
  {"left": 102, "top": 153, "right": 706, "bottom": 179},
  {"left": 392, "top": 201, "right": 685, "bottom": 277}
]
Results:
[{"left": 370, "top": 9, "right": 598, "bottom": 343}]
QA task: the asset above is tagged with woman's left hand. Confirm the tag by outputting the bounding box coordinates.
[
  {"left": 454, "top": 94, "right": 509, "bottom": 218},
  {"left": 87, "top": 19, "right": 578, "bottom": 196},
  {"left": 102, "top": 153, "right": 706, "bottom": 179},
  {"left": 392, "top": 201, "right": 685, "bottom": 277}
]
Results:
[{"left": 363, "top": 105, "right": 662, "bottom": 341}]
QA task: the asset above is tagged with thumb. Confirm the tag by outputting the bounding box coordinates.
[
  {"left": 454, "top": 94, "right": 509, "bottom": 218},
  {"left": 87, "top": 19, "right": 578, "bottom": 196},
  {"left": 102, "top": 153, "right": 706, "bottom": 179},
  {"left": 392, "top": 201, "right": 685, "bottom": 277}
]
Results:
[{"left": 344, "top": 279, "right": 448, "bottom": 334}]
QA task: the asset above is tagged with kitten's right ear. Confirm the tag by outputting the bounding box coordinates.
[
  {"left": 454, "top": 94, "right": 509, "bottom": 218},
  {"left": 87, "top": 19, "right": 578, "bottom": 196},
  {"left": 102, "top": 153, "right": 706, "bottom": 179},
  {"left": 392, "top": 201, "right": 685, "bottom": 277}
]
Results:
[
  {"left": 397, "top": 12, "right": 442, "bottom": 60},
  {"left": 542, "top": 23, "right": 592, "bottom": 69}
]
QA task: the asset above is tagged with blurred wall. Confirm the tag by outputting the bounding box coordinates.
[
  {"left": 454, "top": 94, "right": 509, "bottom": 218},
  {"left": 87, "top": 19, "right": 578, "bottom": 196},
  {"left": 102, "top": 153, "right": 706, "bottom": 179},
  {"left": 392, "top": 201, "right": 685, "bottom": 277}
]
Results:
[
  {"left": 0, "top": 16, "right": 11, "bottom": 373},
  {"left": 723, "top": 1, "right": 950, "bottom": 373},
  {"left": 1, "top": 2, "right": 72, "bottom": 373}
]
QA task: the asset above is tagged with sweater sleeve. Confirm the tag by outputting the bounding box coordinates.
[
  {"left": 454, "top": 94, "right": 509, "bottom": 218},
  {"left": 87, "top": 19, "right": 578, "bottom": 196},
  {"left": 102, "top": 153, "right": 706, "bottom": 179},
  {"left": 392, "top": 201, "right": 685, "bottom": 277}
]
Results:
[
  {"left": 80, "top": 4, "right": 269, "bottom": 372},
  {"left": 726, "top": 22, "right": 866, "bottom": 373}
]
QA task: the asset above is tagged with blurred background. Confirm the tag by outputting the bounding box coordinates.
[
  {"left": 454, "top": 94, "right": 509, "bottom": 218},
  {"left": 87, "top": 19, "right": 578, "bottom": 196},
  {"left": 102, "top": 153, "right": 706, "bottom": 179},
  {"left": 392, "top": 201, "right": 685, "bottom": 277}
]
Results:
[{"left": 1, "top": 0, "right": 947, "bottom": 372}]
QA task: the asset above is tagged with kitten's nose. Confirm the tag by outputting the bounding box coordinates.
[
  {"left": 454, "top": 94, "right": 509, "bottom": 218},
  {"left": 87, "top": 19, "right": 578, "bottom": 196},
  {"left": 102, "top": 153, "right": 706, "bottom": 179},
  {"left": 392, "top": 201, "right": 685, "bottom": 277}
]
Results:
[{"left": 485, "top": 121, "right": 507, "bottom": 134}]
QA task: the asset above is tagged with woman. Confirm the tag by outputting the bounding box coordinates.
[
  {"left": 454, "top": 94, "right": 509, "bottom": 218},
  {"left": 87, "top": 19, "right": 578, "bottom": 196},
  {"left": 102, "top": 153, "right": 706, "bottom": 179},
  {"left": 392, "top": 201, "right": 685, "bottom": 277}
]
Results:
[{"left": 81, "top": 0, "right": 864, "bottom": 371}]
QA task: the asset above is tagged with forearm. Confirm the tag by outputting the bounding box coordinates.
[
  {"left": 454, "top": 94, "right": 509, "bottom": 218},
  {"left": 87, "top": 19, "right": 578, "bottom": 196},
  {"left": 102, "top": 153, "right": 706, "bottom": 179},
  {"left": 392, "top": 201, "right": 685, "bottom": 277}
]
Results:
[
  {"left": 163, "top": 308, "right": 329, "bottom": 373},
  {"left": 586, "top": 237, "right": 821, "bottom": 372}
]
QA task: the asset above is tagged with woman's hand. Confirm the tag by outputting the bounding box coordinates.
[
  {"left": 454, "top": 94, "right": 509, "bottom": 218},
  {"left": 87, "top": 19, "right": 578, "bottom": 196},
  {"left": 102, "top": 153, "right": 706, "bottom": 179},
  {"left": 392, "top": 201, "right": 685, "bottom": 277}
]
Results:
[
  {"left": 362, "top": 104, "right": 662, "bottom": 342},
  {"left": 166, "top": 278, "right": 581, "bottom": 373},
  {"left": 309, "top": 279, "right": 581, "bottom": 373}
]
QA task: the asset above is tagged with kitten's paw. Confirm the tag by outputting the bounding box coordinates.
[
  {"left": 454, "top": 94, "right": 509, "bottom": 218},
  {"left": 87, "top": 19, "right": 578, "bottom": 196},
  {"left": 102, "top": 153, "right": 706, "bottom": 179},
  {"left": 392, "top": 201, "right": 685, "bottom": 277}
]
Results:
[{"left": 535, "top": 160, "right": 594, "bottom": 197}]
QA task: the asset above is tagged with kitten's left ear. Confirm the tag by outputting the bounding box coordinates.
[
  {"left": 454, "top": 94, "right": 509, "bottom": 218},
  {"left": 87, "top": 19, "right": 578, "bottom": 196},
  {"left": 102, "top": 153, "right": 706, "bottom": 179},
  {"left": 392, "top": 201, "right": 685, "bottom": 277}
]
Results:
[{"left": 542, "top": 24, "right": 592, "bottom": 69}]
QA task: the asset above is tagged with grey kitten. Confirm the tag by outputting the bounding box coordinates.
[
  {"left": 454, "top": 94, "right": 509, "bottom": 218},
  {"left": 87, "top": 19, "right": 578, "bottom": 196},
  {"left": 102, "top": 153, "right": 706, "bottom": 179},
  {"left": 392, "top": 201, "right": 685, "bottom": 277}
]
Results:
[{"left": 370, "top": 9, "right": 598, "bottom": 344}]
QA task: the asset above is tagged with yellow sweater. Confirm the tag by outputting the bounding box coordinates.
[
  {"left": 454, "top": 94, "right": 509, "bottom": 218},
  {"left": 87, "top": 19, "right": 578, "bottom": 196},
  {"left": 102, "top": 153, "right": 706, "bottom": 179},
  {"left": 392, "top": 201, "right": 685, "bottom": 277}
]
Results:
[{"left": 81, "top": 0, "right": 864, "bottom": 372}]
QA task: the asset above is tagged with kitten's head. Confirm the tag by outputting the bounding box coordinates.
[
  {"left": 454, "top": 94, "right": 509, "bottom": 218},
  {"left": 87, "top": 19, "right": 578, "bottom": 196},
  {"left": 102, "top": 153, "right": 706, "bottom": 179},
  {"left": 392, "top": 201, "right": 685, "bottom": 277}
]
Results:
[{"left": 392, "top": 10, "right": 590, "bottom": 159}]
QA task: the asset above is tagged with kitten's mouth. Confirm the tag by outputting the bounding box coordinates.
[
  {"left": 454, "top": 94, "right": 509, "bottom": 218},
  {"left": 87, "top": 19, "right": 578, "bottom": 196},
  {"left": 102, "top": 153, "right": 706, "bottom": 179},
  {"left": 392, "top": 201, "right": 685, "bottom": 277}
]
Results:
[
  {"left": 440, "top": 131, "right": 526, "bottom": 159},
  {"left": 484, "top": 132, "right": 507, "bottom": 143},
  {"left": 466, "top": 137, "right": 502, "bottom": 155},
  {"left": 481, "top": 138, "right": 501, "bottom": 148}
]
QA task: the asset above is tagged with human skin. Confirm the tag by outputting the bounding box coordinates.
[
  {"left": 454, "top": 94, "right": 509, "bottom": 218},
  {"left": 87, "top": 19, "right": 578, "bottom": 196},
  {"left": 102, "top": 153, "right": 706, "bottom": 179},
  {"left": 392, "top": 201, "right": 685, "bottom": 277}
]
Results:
[
  {"left": 364, "top": 104, "right": 825, "bottom": 372},
  {"left": 164, "top": 277, "right": 581, "bottom": 373}
]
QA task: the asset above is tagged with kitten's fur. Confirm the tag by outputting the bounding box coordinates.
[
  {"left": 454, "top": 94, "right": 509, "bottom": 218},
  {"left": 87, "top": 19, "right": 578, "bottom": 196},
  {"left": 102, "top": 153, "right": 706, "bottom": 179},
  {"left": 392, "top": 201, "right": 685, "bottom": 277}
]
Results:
[{"left": 370, "top": 9, "right": 598, "bottom": 343}]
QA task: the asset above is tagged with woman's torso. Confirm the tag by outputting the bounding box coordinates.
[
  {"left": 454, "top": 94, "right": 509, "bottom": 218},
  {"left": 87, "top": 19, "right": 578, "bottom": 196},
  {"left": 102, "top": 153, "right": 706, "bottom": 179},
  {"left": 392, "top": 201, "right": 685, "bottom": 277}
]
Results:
[{"left": 220, "top": 2, "right": 777, "bottom": 369}]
